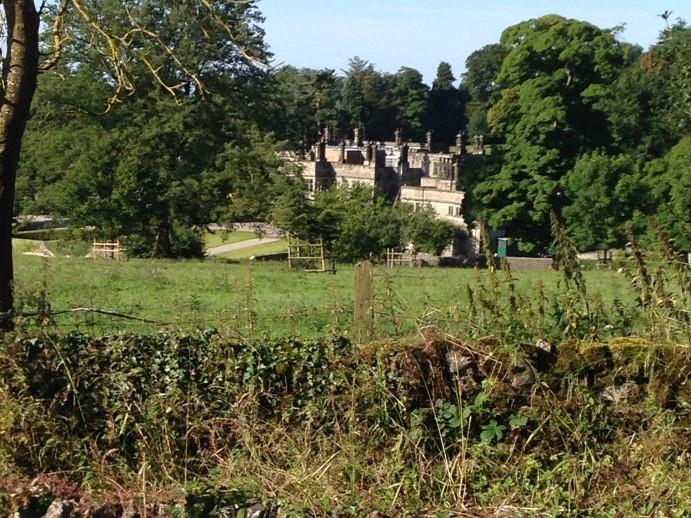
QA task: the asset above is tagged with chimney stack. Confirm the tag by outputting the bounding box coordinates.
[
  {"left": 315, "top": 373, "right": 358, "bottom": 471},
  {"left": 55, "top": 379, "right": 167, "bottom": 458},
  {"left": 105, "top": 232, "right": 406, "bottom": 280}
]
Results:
[
  {"left": 456, "top": 131, "right": 468, "bottom": 155},
  {"left": 339, "top": 140, "right": 346, "bottom": 164}
]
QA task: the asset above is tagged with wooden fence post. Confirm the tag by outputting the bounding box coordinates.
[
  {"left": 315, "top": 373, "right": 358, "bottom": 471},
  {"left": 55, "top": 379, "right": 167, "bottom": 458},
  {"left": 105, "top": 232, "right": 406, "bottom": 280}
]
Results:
[{"left": 353, "top": 261, "right": 374, "bottom": 343}]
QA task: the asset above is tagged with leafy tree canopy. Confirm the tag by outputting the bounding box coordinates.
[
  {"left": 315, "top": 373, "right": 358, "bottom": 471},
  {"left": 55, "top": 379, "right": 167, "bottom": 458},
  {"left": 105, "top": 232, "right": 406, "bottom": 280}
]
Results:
[
  {"left": 18, "top": 0, "right": 273, "bottom": 258},
  {"left": 432, "top": 62, "right": 456, "bottom": 90},
  {"left": 644, "top": 134, "right": 691, "bottom": 251},
  {"left": 563, "top": 152, "right": 644, "bottom": 252},
  {"left": 272, "top": 185, "right": 456, "bottom": 262},
  {"left": 473, "top": 15, "right": 639, "bottom": 252},
  {"left": 393, "top": 67, "right": 430, "bottom": 141}
]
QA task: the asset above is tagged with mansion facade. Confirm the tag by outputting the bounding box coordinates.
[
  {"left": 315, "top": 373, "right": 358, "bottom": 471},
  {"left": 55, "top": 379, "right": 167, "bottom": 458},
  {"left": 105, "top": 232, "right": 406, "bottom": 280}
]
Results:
[{"left": 296, "top": 129, "right": 485, "bottom": 255}]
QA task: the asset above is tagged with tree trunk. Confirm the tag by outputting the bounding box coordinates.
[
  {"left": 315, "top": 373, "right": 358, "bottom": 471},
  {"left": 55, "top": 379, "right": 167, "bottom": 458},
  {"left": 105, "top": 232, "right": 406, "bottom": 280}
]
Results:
[
  {"left": 0, "top": 0, "right": 40, "bottom": 332},
  {"left": 152, "top": 218, "right": 173, "bottom": 258}
]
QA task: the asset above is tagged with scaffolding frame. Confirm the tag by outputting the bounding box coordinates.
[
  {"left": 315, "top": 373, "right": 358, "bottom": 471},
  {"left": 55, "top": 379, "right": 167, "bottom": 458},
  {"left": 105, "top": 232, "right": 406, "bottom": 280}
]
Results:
[
  {"left": 91, "top": 240, "right": 126, "bottom": 260},
  {"left": 386, "top": 248, "right": 415, "bottom": 268},
  {"left": 287, "top": 236, "right": 336, "bottom": 273}
]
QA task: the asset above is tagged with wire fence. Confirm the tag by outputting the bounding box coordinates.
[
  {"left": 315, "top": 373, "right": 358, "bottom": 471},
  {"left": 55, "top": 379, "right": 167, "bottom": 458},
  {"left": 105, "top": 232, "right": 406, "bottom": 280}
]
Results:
[
  {"left": 14, "top": 264, "right": 462, "bottom": 340},
  {"left": 16, "top": 300, "right": 444, "bottom": 340},
  {"left": 15, "top": 257, "right": 686, "bottom": 342}
]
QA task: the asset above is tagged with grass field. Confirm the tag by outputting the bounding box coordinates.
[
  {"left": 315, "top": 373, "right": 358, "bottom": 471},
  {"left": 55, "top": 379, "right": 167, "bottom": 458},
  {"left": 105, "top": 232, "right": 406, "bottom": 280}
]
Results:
[
  {"left": 12, "top": 230, "right": 263, "bottom": 257},
  {"left": 203, "top": 230, "right": 257, "bottom": 249},
  {"left": 12, "top": 247, "right": 640, "bottom": 338},
  {"left": 12, "top": 239, "right": 41, "bottom": 254},
  {"left": 213, "top": 238, "right": 288, "bottom": 259}
]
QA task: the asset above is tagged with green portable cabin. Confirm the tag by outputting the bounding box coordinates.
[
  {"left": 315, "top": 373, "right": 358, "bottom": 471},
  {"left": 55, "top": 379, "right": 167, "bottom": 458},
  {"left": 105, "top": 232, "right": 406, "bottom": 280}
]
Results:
[{"left": 497, "top": 238, "right": 510, "bottom": 258}]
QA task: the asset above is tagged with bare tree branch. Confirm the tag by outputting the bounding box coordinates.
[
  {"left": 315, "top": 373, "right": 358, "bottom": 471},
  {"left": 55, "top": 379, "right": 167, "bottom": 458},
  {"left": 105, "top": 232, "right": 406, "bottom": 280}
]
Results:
[{"left": 42, "top": 0, "right": 266, "bottom": 107}]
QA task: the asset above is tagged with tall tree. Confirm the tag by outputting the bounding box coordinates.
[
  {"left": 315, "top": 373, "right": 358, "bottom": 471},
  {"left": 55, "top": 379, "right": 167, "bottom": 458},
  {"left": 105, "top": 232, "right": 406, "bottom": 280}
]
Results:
[
  {"left": 0, "top": 0, "right": 267, "bottom": 330},
  {"left": 432, "top": 61, "right": 455, "bottom": 90},
  {"left": 563, "top": 152, "right": 644, "bottom": 253},
  {"left": 463, "top": 44, "right": 506, "bottom": 105},
  {"left": 645, "top": 135, "right": 691, "bottom": 252},
  {"left": 652, "top": 21, "right": 691, "bottom": 126},
  {"left": 462, "top": 44, "right": 506, "bottom": 138},
  {"left": 20, "top": 0, "right": 272, "bottom": 257},
  {"left": 473, "top": 15, "right": 638, "bottom": 252},
  {"left": 427, "top": 62, "right": 465, "bottom": 145},
  {"left": 594, "top": 21, "right": 690, "bottom": 161},
  {"left": 272, "top": 66, "right": 340, "bottom": 148},
  {"left": 392, "top": 67, "right": 429, "bottom": 142},
  {"left": 337, "top": 57, "right": 397, "bottom": 140},
  {"left": 0, "top": 0, "right": 40, "bottom": 330}
]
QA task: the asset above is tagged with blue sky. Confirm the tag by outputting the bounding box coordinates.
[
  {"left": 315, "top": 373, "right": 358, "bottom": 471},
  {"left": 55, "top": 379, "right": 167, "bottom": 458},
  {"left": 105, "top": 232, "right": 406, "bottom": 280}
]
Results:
[{"left": 259, "top": 0, "right": 690, "bottom": 83}]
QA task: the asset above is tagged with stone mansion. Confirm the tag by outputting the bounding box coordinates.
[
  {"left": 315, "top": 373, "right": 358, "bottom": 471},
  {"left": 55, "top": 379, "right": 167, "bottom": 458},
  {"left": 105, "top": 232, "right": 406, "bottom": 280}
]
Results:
[{"left": 296, "top": 128, "right": 485, "bottom": 255}]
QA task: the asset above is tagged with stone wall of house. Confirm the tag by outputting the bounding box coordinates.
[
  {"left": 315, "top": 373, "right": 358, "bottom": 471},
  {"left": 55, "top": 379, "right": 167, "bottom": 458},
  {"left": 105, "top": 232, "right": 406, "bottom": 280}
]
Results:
[{"left": 296, "top": 130, "right": 484, "bottom": 256}]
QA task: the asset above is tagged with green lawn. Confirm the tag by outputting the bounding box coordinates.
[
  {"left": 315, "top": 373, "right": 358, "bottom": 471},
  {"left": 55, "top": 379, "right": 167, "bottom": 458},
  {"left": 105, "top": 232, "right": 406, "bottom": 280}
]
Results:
[
  {"left": 13, "top": 231, "right": 260, "bottom": 257},
  {"left": 203, "top": 230, "right": 257, "bottom": 249},
  {"left": 12, "top": 250, "right": 641, "bottom": 339},
  {"left": 12, "top": 238, "right": 42, "bottom": 254},
  {"left": 214, "top": 238, "right": 288, "bottom": 259}
]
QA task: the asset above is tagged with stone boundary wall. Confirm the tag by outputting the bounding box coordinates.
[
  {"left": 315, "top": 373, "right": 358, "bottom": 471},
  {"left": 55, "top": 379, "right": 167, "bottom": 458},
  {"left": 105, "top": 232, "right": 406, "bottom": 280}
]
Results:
[
  {"left": 232, "top": 222, "right": 284, "bottom": 237},
  {"left": 207, "top": 222, "right": 284, "bottom": 238},
  {"left": 501, "top": 257, "right": 555, "bottom": 270},
  {"left": 396, "top": 253, "right": 554, "bottom": 270}
]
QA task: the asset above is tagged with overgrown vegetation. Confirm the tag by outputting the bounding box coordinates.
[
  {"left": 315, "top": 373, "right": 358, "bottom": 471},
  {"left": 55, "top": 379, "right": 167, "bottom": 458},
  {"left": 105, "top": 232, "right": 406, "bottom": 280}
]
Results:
[
  {"left": 0, "top": 334, "right": 691, "bottom": 516},
  {"left": 3, "top": 222, "right": 690, "bottom": 516},
  {"left": 2, "top": 330, "right": 689, "bottom": 516}
]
